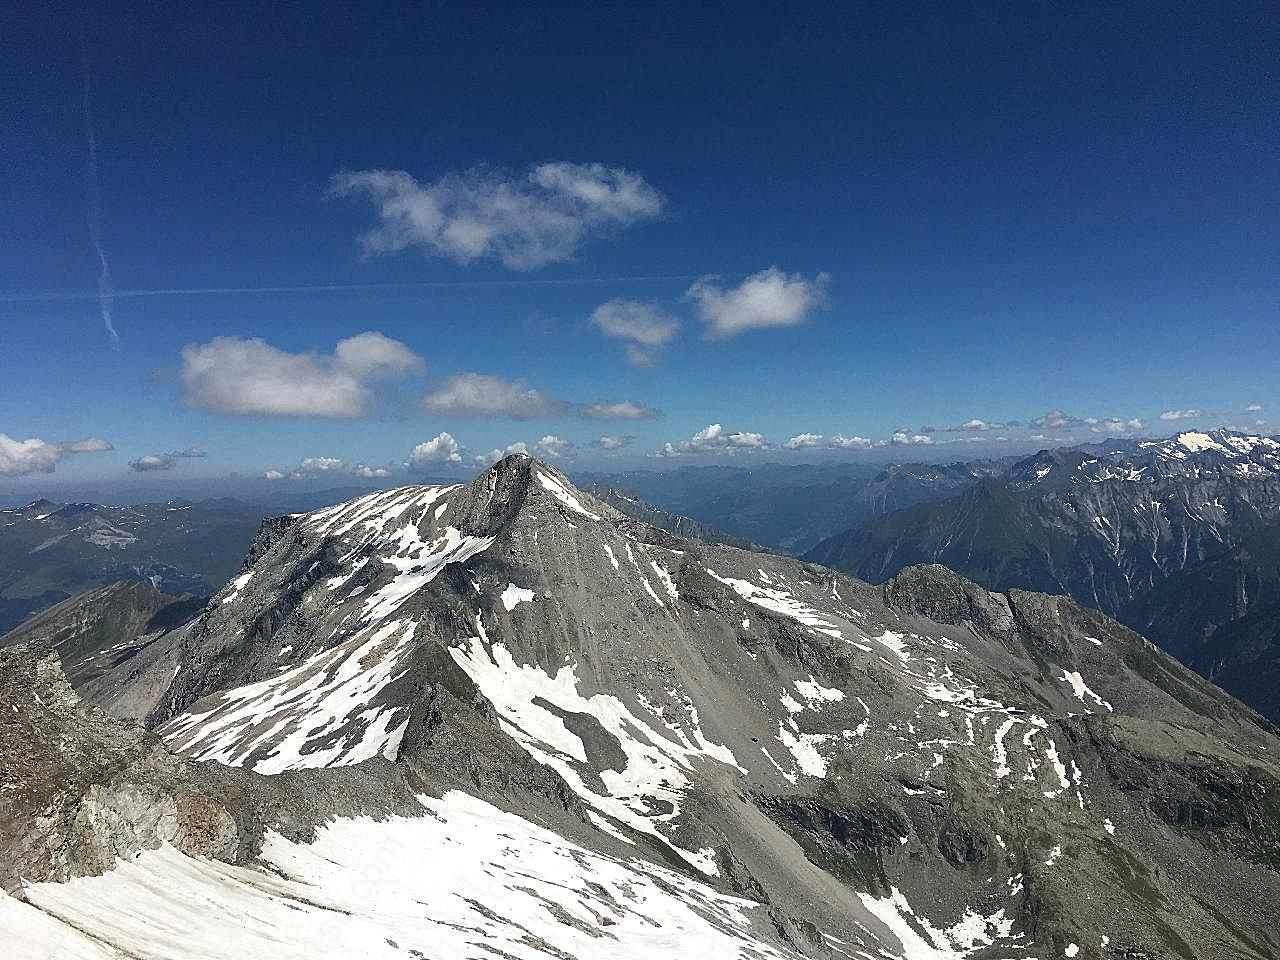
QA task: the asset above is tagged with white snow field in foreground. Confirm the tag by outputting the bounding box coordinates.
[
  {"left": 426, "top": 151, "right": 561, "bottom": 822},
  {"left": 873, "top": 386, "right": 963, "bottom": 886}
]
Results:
[
  {"left": 3, "top": 791, "right": 798, "bottom": 960},
  {"left": 0, "top": 789, "right": 1034, "bottom": 960}
]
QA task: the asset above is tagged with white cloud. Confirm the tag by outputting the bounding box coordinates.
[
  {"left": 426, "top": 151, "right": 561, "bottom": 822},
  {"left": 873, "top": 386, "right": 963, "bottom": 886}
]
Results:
[
  {"left": 1030, "top": 409, "right": 1081, "bottom": 430},
  {"left": 355, "top": 464, "right": 392, "bottom": 478},
  {"left": 593, "top": 435, "right": 634, "bottom": 450},
  {"left": 891, "top": 431, "right": 934, "bottom": 446},
  {"left": 589, "top": 299, "right": 680, "bottom": 365},
  {"left": 128, "top": 447, "right": 206, "bottom": 472},
  {"left": 577, "top": 399, "right": 662, "bottom": 421},
  {"left": 950, "top": 418, "right": 1005, "bottom": 432},
  {"left": 298, "top": 457, "right": 345, "bottom": 473},
  {"left": 409, "top": 432, "right": 463, "bottom": 464},
  {"left": 534, "top": 435, "right": 572, "bottom": 458},
  {"left": 263, "top": 457, "right": 348, "bottom": 481},
  {"left": 783, "top": 433, "right": 823, "bottom": 449},
  {"left": 685, "top": 267, "right": 829, "bottom": 339},
  {"left": 330, "top": 161, "right": 664, "bottom": 271},
  {"left": 657, "top": 423, "right": 770, "bottom": 457},
  {"left": 1029, "top": 409, "right": 1144, "bottom": 435},
  {"left": 1084, "top": 417, "right": 1145, "bottom": 434},
  {"left": 180, "top": 331, "right": 423, "bottom": 418},
  {"left": 828, "top": 433, "right": 873, "bottom": 449},
  {"left": 0, "top": 434, "right": 113, "bottom": 477},
  {"left": 1159, "top": 409, "right": 1203, "bottom": 421},
  {"left": 422, "top": 373, "right": 566, "bottom": 419},
  {"left": 1245, "top": 403, "right": 1263, "bottom": 413}
]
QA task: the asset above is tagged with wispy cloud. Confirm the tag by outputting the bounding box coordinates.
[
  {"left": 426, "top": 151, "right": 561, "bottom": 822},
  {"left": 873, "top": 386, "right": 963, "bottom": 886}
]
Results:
[
  {"left": 577, "top": 399, "right": 662, "bottom": 421},
  {"left": 330, "top": 162, "right": 664, "bottom": 271},
  {"left": 593, "top": 435, "right": 634, "bottom": 450},
  {"left": 1029, "top": 409, "right": 1082, "bottom": 430},
  {"left": 686, "top": 267, "right": 829, "bottom": 339},
  {"left": 1245, "top": 403, "right": 1263, "bottom": 413},
  {"left": 181, "top": 331, "right": 423, "bottom": 418},
  {"left": 588, "top": 299, "right": 680, "bottom": 365},
  {"left": 80, "top": 37, "right": 117, "bottom": 347},
  {"left": 422, "top": 373, "right": 568, "bottom": 419},
  {"left": 1159, "top": 409, "right": 1203, "bottom": 421},
  {"left": 534, "top": 435, "right": 573, "bottom": 458},
  {"left": 128, "top": 447, "right": 206, "bottom": 472},
  {"left": 948, "top": 418, "right": 1006, "bottom": 432},
  {"left": 263, "top": 456, "right": 347, "bottom": 481},
  {"left": 1029, "top": 409, "right": 1144, "bottom": 435},
  {"left": 420, "top": 375, "right": 662, "bottom": 422},
  {"left": 0, "top": 434, "right": 113, "bottom": 477}
]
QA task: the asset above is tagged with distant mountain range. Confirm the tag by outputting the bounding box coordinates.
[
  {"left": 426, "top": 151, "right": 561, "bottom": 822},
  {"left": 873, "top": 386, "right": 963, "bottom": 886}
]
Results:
[
  {"left": 804, "top": 431, "right": 1280, "bottom": 721},
  {"left": 578, "top": 460, "right": 985, "bottom": 554},
  {"left": 0, "top": 498, "right": 264, "bottom": 633}
]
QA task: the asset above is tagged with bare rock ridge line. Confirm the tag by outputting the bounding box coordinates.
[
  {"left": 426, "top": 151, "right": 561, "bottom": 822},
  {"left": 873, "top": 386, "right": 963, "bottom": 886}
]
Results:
[{"left": 3, "top": 453, "right": 1279, "bottom": 959}]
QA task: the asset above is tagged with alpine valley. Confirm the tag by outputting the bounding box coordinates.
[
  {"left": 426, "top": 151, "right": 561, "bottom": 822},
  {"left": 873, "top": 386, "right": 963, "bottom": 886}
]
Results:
[{"left": 3, "top": 455, "right": 1279, "bottom": 960}]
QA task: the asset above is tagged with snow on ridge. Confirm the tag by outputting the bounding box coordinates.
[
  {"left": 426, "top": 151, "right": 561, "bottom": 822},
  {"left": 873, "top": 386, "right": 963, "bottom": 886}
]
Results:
[
  {"left": 448, "top": 615, "right": 741, "bottom": 875},
  {"left": 307, "top": 484, "right": 458, "bottom": 538},
  {"left": 536, "top": 469, "right": 602, "bottom": 520},
  {"left": 1177, "top": 431, "right": 1228, "bottom": 454},
  {"left": 161, "top": 619, "right": 417, "bottom": 774},
  {"left": 360, "top": 526, "right": 495, "bottom": 624}
]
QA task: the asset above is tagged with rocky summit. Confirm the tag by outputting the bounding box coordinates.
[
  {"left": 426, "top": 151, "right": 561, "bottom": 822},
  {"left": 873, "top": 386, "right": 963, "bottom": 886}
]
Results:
[{"left": 3, "top": 455, "right": 1279, "bottom": 959}]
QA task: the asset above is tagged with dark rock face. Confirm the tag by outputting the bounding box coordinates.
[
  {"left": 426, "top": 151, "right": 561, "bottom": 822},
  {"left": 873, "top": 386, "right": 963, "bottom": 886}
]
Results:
[{"left": 3, "top": 456, "right": 1280, "bottom": 959}]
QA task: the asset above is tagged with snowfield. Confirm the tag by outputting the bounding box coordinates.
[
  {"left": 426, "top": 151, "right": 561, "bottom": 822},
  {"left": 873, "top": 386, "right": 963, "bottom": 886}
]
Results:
[{"left": 3, "top": 792, "right": 799, "bottom": 960}]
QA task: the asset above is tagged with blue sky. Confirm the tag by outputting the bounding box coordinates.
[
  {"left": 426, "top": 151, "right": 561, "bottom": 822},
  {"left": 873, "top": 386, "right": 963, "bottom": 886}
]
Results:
[{"left": 2, "top": 1, "right": 1277, "bottom": 488}]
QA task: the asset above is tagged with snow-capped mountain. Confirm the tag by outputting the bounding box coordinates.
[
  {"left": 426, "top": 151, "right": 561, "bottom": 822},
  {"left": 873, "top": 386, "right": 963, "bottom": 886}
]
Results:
[
  {"left": 3, "top": 455, "right": 1279, "bottom": 959},
  {"left": 1003, "top": 430, "right": 1280, "bottom": 491},
  {"left": 805, "top": 431, "right": 1280, "bottom": 720}
]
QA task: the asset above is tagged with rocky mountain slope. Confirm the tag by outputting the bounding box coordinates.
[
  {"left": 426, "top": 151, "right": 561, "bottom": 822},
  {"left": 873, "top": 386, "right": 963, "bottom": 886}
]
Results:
[
  {"left": 3, "top": 455, "right": 1279, "bottom": 959},
  {"left": 0, "top": 498, "right": 264, "bottom": 634},
  {"left": 804, "top": 431, "right": 1280, "bottom": 719}
]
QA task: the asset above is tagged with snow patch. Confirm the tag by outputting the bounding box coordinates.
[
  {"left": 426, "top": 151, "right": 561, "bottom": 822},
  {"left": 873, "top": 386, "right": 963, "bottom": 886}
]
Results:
[{"left": 500, "top": 583, "right": 535, "bottom": 610}]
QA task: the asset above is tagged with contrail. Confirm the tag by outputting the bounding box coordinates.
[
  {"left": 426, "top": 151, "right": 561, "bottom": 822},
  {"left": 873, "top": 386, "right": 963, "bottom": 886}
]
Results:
[
  {"left": 0, "top": 274, "right": 704, "bottom": 304},
  {"left": 81, "top": 35, "right": 118, "bottom": 347}
]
